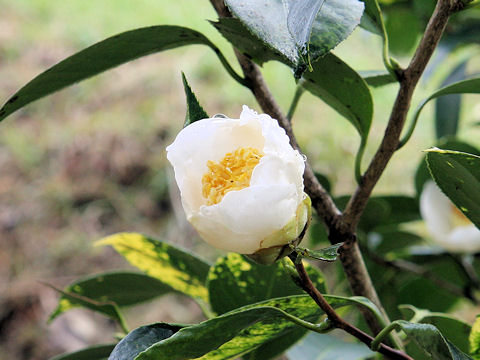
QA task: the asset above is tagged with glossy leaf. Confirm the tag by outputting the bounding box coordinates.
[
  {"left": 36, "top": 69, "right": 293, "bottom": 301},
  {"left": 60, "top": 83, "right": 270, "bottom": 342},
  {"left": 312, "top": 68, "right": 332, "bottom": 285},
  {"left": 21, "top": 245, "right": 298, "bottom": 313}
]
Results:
[
  {"left": 211, "top": 18, "right": 286, "bottom": 66},
  {"left": 49, "top": 271, "right": 172, "bottom": 322},
  {"left": 50, "top": 344, "right": 116, "bottom": 360},
  {"left": 399, "top": 305, "right": 472, "bottom": 353},
  {"left": 207, "top": 253, "right": 326, "bottom": 315},
  {"left": 224, "top": 0, "right": 364, "bottom": 75},
  {"left": 296, "top": 243, "right": 343, "bottom": 262},
  {"left": 0, "top": 26, "right": 221, "bottom": 122},
  {"left": 397, "top": 320, "right": 473, "bottom": 360},
  {"left": 470, "top": 315, "right": 480, "bottom": 359},
  {"left": 109, "top": 323, "right": 183, "bottom": 360},
  {"left": 385, "top": 8, "right": 420, "bottom": 55},
  {"left": 135, "top": 294, "right": 381, "bottom": 360},
  {"left": 360, "top": 70, "right": 396, "bottom": 87},
  {"left": 411, "top": 76, "right": 480, "bottom": 142},
  {"left": 426, "top": 149, "right": 480, "bottom": 229},
  {"left": 302, "top": 53, "right": 373, "bottom": 139},
  {"left": 435, "top": 60, "right": 468, "bottom": 139},
  {"left": 359, "top": 0, "right": 385, "bottom": 36},
  {"left": 46, "top": 285, "right": 127, "bottom": 331},
  {"left": 96, "top": 233, "right": 211, "bottom": 302},
  {"left": 207, "top": 254, "right": 326, "bottom": 360},
  {"left": 415, "top": 139, "right": 480, "bottom": 197},
  {"left": 182, "top": 73, "right": 208, "bottom": 127}
]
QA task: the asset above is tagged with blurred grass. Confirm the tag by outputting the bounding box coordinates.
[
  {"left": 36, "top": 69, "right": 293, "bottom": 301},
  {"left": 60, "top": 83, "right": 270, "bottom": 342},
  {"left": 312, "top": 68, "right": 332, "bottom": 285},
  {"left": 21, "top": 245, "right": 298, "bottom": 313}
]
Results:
[{"left": 0, "top": 1, "right": 479, "bottom": 359}]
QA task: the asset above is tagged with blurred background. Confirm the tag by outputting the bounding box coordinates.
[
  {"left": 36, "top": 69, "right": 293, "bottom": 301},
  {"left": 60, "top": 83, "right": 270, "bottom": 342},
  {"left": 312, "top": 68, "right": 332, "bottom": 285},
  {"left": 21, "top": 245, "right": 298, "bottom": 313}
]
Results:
[{"left": 0, "top": 1, "right": 479, "bottom": 359}]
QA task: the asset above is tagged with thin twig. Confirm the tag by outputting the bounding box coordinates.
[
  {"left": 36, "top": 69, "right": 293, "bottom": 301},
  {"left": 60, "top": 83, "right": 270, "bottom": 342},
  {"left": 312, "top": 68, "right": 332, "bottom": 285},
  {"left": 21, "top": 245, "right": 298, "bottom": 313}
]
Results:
[
  {"left": 208, "top": 0, "right": 387, "bottom": 336},
  {"left": 342, "top": 0, "right": 465, "bottom": 231},
  {"left": 292, "top": 257, "right": 413, "bottom": 360}
]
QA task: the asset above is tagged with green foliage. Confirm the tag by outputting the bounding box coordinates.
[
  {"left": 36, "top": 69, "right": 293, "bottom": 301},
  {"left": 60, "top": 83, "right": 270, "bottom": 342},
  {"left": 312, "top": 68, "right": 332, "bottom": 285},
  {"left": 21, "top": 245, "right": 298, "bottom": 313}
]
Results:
[
  {"left": 135, "top": 296, "right": 323, "bottom": 360},
  {"left": 49, "top": 271, "right": 172, "bottom": 322},
  {"left": 295, "top": 243, "right": 343, "bottom": 262},
  {"left": 337, "top": 195, "right": 419, "bottom": 232},
  {"left": 46, "top": 284, "right": 128, "bottom": 333},
  {"left": 415, "top": 139, "right": 480, "bottom": 197},
  {"left": 207, "top": 254, "right": 326, "bottom": 359},
  {"left": 470, "top": 316, "right": 480, "bottom": 359},
  {"left": 109, "top": 323, "right": 183, "bottom": 360},
  {"left": 400, "top": 305, "right": 472, "bottom": 353},
  {"left": 426, "top": 149, "right": 480, "bottom": 229},
  {"left": 302, "top": 53, "right": 373, "bottom": 139},
  {"left": 435, "top": 60, "right": 468, "bottom": 139},
  {"left": 396, "top": 320, "right": 473, "bottom": 359},
  {"left": 360, "top": 70, "right": 396, "bottom": 87},
  {"left": 182, "top": 72, "right": 209, "bottom": 127},
  {"left": 0, "top": 26, "right": 225, "bottom": 122},
  {"left": 49, "top": 344, "right": 116, "bottom": 360},
  {"left": 207, "top": 254, "right": 326, "bottom": 315},
  {"left": 96, "top": 233, "right": 211, "bottom": 303},
  {"left": 224, "top": 0, "right": 364, "bottom": 76}
]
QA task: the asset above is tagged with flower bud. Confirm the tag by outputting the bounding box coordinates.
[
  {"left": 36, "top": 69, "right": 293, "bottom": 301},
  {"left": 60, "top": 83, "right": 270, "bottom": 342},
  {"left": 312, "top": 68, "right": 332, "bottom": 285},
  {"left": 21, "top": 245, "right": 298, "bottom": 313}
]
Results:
[
  {"left": 420, "top": 180, "right": 480, "bottom": 253},
  {"left": 166, "top": 105, "right": 310, "bottom": 262}
]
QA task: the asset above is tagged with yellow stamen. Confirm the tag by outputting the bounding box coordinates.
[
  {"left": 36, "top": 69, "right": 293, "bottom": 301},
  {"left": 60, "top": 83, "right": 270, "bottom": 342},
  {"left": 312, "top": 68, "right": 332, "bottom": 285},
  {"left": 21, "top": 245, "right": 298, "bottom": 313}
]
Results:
[{"left": 202, "top": 147, "right": 263, "bottom": 205}]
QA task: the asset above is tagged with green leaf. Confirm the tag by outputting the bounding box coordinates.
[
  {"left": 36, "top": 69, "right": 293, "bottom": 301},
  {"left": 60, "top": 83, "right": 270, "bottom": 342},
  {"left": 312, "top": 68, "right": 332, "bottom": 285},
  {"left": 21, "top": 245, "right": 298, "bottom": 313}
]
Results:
[
  {"left": 360, "top": 70, "right": 396, "bottom": 87},
  {"left": 224, "top": 0, "right": 364, "bottom": 76},
  {"left": 182, "top": 73, "right": 208, "bottom": 127},
  {"left": 302, "top": 53, "right": 373, "bottom": 139},
  {"left": 0, "top": 26, "right": 224, "bottom": 122},
  {"left": 359, "top": 0, "right": 385, "bottom": 36},
  {"left": 435, "top": 60, "right": 468, "bottom": 139},
  {"left": 470, "top": 315, "right": 480, "bottom": 359},
  {"left": 96, "top": 233, "right": 211, "bottom": 303},
  {"left": 135, "top": 294, "right": 381, "bottom": 360},
  {"left": 49, "top": 271, "right": 172, "bottom": 322},
  {"left": 207, "top": 253, "right": 326, "bottom": 360},
  {"left": 415, "top": 139, "right": 480, "bottom": 197},
  {"left": 296, "top": 243, "right": 343, "bottom": 262},
  {"left": 135, "top": 296, "right": 321, "bottom": 360},
  {"left": 285, "top": 0, "right": 365, "bottom": 67},
  {"left": 399, "top": 305, "right": 472, "bottom": 353},
  {"left": 211, "top": 18, "right": 286, "bottom": 66},
  {"left": 425, "top": 149, "right": 480, "bottom": 229},
  {"left": 409, "top": 76, "right": 480, "bottom": 144},
  {"left": 207, "top": 253, "right": 326, "bottom": 315},
  {"left": 46, "top": 284, "right": 127, "bottom": 332},
  {"left": 109, "top": 323, "right": 183, "bottom": 360},
  {"left": 50, "top": 344, "right": 116, "bottom": 360},
  {"left": 384, "top": 8, "right": 420, "bottom": 55},
  {"left": 337, "top": 195, "right": 420, "bottom": 232},
  {"left": 396, "top": 320, "right": 473, "bottom": 360}
]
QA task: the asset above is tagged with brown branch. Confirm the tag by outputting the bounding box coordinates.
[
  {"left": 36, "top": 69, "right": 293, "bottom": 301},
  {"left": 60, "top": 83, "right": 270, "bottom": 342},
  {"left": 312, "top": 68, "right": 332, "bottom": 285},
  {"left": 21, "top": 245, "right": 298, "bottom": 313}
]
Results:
[
  {"left": 292, "top": 257, "right": 413, "bottom": 360},
  {"left": 208, "top": 0, "right": 386, "bottom": 336},
  {"left": 342, "top": 0, "right": 464, "bottom": 231}
]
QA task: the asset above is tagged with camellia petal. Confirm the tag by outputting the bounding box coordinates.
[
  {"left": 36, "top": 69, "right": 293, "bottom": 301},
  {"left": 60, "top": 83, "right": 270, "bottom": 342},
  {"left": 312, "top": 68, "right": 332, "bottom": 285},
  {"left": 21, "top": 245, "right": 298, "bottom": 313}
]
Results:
[
  {"left": 420, "top": 180, "right": 480, "bottom": 253},
  {"left": 166, "top": 105, "right": 309, "bottom": 261}
]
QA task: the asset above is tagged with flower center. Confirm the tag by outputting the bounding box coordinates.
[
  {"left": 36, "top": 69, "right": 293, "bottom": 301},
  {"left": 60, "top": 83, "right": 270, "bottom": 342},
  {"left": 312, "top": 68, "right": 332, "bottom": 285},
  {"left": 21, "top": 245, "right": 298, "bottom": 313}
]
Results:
[
  {"left": 450, "top": 203, "right": 471, "bottom": 227},
  {"left": 202, "top": 147, "right": 263, "bottom": 205}
]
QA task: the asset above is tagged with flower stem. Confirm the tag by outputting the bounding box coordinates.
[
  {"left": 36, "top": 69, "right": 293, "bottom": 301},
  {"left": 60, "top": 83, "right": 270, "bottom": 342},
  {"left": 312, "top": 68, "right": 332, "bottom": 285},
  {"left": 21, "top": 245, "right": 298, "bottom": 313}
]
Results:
[
  {"left": 371, "top": 321, "right": 402, "bottom": 351},
  {"left": 290, "top": 256, "right": 413, "bottom": 360},
  {"left": 287, "top": 82, "right": 305, "bottom": 121}
]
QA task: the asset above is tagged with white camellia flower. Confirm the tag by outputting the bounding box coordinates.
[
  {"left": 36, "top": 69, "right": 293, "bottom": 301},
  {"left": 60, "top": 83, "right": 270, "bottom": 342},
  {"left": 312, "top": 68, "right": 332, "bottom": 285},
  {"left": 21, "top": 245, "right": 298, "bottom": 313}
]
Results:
[
  {"left": 420, "top": 180, "right": 480, "bottom": 253},
  {"left": 166, "top": 105, "right": 310, "bottom": 263}
]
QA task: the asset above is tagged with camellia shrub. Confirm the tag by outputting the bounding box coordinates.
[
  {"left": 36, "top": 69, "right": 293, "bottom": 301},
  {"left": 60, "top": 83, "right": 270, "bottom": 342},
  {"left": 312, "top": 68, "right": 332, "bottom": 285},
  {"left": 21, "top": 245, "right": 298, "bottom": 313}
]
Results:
[{"left": 1, "top": 0, "right": 480, "bottom": 359}]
